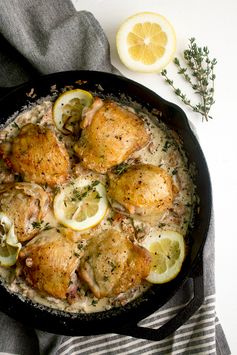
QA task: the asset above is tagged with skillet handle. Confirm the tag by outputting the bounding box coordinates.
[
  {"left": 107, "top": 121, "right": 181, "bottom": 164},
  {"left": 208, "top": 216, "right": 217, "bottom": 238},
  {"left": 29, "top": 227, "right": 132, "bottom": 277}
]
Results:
[{"left": 117, "top": 259, "right": 204, "bottom": 341}]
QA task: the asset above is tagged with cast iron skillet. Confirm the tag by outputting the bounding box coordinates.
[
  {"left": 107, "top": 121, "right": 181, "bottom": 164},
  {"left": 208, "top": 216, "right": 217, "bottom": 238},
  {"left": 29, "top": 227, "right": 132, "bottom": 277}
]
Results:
[{"left": 0, "top": 70, "right": 212, "bottom": 341}]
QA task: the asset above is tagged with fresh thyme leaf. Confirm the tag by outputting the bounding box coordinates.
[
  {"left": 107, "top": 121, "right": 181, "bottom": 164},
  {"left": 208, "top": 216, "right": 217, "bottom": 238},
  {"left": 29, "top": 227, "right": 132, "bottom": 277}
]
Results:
[
  {"left": 162, "top": 140, "right": 173, "bottom": 152},
  {"left": 12, "top": 122, "right": 20, "bottom": 129},
  {"left": 32, "top": 221, "right": 43, "bottom": 229},
  {"left": 91, "top": 299, "right": 98, "bottom": 306},
  {"left": 161, "top": 38, "right": 217, "bottom": 121},
  {"left": 43, "top": 222, "right": 53, "bottom": 231},
  {"left": 112, "top": 162, "right": 129, "bottom": 175},
  {"left": 71, "top": 188, "right": 84, "bottom": 201},
  {"left": 32, "top": 221, "right": 53, "bottom": 231},
  {"left": 54, "top": 186, "right": 61, "bottom": 194},
  {"left": 95, "top": 192, "right": 102, "bottom": 199},
  {"left": 91, "top": 180, "right": 100, "bottom": 187}
]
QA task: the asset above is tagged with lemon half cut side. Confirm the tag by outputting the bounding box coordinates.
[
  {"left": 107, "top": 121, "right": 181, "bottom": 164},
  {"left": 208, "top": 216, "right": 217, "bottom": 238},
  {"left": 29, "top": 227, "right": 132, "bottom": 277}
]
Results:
[
  {"left": 53, "top": 89, "right": 93, "bottom": 135},
  {"left": 0, "top": 213, "right": 22, "bottom": 267},
  {"left": 141, "top": 230, "right": 185, "bottom": 283},
  {"left": 53, "top": 178, "right": 108, "bottom": 231},
  {"left": 116, "top": 12, "right": 176, "bottom": 73}
]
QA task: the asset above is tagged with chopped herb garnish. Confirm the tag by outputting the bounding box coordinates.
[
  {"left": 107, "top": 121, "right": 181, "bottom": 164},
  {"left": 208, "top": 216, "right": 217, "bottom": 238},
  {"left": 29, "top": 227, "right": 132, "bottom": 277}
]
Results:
[
  {"left": 74, "top": 252, "right": 80, "bottom": 257},
  {"left": 12, "top": 122, "right": 19, "bottom": 129},
  {"left": 112, "top": 162, "right": 129, "bottom": 175},
  {"left": 32, "top": 221, "right": 53, "bottom": 231},
  {"left": 91, "top": 299, "right": 98, "bottom": 306},
  {"left": 108, "top": 260, "right": 116, "bottom": 272},
  {"left": 54, "top": 186, "right": 61, "bottom": 194},
  {"left": 162, "top": 141, "right": 173, "bottom": 152},
  {"left": 91, "top": 180, "right": 100, "bottom": 187},
  {"left": 172, "top": 168, "right": 178, "bottom": 175},
  {"left": 95, "top": 192, "right": 102, "bottom": 200},
  {"left": 32, "top": 221, "right": 43, "bottom": 229},
  {"left": 71, "top": 181, "right": 101, "bottom": 202},
  {"left": 107, "top": 217, "right": 114, "bottom": 224},
  {"left": 43, "top": 222, "right": 53, "bottom": 231}
]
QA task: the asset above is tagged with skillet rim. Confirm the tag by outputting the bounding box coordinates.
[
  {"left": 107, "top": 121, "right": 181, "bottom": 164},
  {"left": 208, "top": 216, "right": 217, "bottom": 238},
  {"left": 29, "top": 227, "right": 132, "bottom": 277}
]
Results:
[{"left": 0, "top": 70, "right": 212, "bottom": 335}]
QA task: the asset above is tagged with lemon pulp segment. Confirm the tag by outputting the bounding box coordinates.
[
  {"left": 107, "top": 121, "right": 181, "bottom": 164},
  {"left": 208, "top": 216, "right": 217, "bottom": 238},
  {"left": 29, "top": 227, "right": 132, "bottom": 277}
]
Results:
[{"left": 127, "top": 22, "right": 167, "bottom": 65}]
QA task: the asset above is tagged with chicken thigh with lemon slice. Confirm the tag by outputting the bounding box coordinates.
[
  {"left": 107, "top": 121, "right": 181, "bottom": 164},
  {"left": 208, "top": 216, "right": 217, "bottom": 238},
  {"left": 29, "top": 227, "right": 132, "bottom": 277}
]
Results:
[
  {"left": 17, "top": 228, "right": 79, "bottom": 299},
  {"left": 78, "top": 229, "right": 151, "bottom": 298},
  {"left": 0, "top": 182, "right": 49, "bottom": 242},
  {"left": 108, "top": 164, "right": 174, "bottom": 221},
  {"left": 1, "top": 123, "right": 70, "bottom": 186},
  {"left": 74, "top": 98, "right": 149, "bottom": 173}
]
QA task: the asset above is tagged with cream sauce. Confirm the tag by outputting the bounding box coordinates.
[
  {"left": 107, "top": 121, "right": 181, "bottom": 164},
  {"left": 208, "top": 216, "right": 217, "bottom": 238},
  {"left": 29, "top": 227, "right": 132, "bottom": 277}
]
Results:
[{"left": 0, "top": 96, "right": 195, "bottom": 313}]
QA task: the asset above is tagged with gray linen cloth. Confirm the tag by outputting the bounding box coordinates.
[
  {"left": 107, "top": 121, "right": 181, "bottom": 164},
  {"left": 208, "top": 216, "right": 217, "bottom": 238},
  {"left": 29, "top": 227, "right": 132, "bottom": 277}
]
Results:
[{"left": 0, "top": 1, "right": 231, "bottom": 354}]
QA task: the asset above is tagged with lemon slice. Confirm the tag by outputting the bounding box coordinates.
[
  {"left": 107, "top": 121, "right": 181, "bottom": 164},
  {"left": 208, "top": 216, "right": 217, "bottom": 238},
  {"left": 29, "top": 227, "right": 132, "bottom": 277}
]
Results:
[
  {"left": 116, "top": 12, "right": 176, "bottom": 73},
  {"left": 53, "top": 89, "right": 93, "bottom": 134},
  {"left": 53, "top": 178, "right": 108, "bottom": 231},
  {"left": 141, "top": 230, "right": 185, "bottom": 283},
  {"left": 0, "top": 213, "right": 22, "bottom": 267}
]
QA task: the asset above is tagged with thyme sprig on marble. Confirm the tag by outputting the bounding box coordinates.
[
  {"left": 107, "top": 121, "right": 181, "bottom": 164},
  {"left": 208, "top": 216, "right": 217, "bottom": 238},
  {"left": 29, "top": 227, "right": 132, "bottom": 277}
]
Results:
[{"left": 161, "top": 38, "right": 217, "bottom": 121}]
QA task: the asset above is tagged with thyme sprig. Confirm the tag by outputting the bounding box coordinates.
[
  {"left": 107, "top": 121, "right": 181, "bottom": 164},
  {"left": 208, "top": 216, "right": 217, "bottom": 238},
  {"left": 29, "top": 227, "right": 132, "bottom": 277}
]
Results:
[{"left": 161, "top": 38, "right": 217, "bottom": 121}]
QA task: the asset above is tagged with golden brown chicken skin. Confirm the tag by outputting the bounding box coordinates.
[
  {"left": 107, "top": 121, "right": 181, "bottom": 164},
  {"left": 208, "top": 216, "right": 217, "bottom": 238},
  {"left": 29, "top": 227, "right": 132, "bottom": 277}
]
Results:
[
  {"left": 108, "top": 164, "right": 174, "bottom": 219},
  {"left": 78, "top": 229, "right": 151, "bottom": 298},
  {"left": 74, "top": 98, "right": 149, "bottom": 173},
  {"left": 0, "top": 182, "right": 49, "bottom": 242},
  {"left": 17, "top": 229, "right": 79, "bottom": 299},
  {"left": 4, "top": 123, "right": 70, "bottom": 186}
]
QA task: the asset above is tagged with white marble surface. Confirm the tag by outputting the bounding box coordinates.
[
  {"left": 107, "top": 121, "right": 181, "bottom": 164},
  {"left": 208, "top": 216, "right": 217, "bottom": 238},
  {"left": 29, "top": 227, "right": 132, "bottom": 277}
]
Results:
[{"left": 72, "top": 0, "right": 237, "bottom": 352}]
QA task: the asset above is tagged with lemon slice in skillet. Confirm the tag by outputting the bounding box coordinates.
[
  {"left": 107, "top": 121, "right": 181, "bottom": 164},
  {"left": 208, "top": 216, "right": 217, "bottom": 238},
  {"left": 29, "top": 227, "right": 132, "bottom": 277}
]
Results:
[
  {"left": 53, "top": 89, "right": 93, "bottom": 134},
  {"left": 141, "top": 230, "right": 185, "bottom": 283},
  {"left": 116, "top": 12, "right": 176, "bottom": 73},
  {"left": 53, "top": 178, "right": 108, "bottom": 231},
  {"left": 0, "top": 213, "right": 22, "bottom": 267}
]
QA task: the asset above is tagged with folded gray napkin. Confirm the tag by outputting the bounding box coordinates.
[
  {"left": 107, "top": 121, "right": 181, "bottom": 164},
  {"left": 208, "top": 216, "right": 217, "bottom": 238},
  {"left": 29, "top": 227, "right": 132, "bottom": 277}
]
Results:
[{"left": 0, "top": 1, "right": 231, "bottom": 354}]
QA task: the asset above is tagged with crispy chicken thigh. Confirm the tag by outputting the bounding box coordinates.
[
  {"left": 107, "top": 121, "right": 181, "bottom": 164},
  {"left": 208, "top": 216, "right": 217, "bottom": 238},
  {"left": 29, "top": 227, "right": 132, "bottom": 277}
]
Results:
[
  {"left": 74, "top": 98, "right": 149, "bottom": 173},
  {"left": 3, "top": 123, "right": 70, "bottom": 186},
  {"left": 0, "top": 182, "right": 49, "bottom": 242},
  {"left": 78, "top": 229, "right": 151, "bottom": 298},
  {"left": 108, "top": 164, "right": 174, "bottom": 219},
  {"left": 17, "top": 229, "right": 79, "bottom": 299}
]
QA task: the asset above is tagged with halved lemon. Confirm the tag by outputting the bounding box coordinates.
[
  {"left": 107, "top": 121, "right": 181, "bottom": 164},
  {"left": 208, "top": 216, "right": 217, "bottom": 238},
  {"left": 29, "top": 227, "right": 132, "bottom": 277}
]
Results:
[
  {"left": 53, "top": 178, "right": 108, "bottom": 231},
  {"left": 0, "top": 213, "right": 22, "bottom": 267},
  {"left": 141, "top": 230, "right": 185, "bottom": 283},
  {"left": 53, "top": 89, "right": 93, "bottom": 134},
  {"left": 116, "top": 12, "right": 176, "bottom": 73}
]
